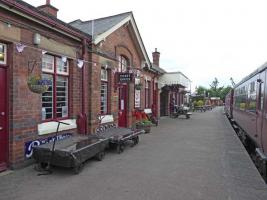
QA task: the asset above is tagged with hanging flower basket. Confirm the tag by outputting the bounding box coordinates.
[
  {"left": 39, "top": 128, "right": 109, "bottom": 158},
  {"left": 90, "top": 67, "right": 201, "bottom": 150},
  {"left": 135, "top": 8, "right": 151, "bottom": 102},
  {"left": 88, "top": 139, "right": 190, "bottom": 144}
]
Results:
[
  {"left": 27, "top": 75, "right": 51, "bottom": 94},
  {"left": 135, "top": 83, "right": 143, "bottom": 90}
]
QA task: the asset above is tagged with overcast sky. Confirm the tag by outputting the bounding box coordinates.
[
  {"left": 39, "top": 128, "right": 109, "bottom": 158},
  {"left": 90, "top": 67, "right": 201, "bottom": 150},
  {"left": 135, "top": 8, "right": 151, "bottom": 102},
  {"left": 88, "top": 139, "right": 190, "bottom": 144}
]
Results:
[{"left": 24, "top": 0, "right": 267, "bottom": 89}]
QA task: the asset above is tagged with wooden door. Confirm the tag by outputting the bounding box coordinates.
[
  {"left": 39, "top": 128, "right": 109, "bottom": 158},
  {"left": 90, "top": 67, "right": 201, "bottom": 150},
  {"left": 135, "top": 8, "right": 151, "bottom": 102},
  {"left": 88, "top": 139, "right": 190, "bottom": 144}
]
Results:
[
  {"left": 0, "top": 67, "right": 8, "bottom": 171},
  {"left": 118, "top": 85, "right": 128, "bottom": 127}
]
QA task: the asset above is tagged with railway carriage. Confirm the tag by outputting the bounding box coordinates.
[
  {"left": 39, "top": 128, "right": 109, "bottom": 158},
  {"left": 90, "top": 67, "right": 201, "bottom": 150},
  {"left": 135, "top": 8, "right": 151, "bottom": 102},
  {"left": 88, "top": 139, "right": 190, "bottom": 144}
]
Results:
[{"left": 227, "top": 63, "right": 267, "bottom": 182}]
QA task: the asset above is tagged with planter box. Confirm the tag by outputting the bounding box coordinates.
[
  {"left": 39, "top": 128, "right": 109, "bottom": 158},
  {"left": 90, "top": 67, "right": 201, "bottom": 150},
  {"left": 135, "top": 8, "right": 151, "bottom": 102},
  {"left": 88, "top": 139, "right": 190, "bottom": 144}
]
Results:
[{"left": 136, "top": 124, "right": 151, "bottom": 134}]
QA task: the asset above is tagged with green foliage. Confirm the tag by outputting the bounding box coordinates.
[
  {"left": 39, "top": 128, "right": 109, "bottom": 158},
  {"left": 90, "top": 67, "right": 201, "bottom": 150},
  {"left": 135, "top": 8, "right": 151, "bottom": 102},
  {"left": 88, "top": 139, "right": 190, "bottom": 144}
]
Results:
[
  {"left": 137, "top": 119, "right": 153, "bottom": 126},
  {"left": 194, "top": 78, "right": 233, "bottom": 102},
  {"left": 195, "top": 86, "right": 208, "bottom": 96},
  {"left": 196, "top": 100, "right": 204, "bottom": 106}
]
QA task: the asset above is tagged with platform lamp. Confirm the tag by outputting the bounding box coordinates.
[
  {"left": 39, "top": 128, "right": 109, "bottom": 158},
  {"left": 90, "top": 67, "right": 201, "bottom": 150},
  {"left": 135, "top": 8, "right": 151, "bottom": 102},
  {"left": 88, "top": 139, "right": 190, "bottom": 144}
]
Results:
[{"left": 33, "top": 33, "right": 41, "bottom": 45}]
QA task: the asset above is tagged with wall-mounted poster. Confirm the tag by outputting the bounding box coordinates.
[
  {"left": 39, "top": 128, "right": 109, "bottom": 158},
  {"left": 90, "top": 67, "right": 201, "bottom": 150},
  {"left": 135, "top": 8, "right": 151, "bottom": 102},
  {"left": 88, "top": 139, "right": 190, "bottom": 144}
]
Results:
[{"left": 135, "top": 90, "right": 141, "bottom": 108}]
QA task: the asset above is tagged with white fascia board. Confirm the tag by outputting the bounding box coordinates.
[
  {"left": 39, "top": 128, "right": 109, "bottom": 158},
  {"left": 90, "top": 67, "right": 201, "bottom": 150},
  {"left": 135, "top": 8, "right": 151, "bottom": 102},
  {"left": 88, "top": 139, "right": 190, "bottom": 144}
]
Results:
[
  {"left": 94, "top": 15, "right": 151, "bottom": 67},
  {"left": 94, "top": 16, "right": 132, "bottom": 44}
]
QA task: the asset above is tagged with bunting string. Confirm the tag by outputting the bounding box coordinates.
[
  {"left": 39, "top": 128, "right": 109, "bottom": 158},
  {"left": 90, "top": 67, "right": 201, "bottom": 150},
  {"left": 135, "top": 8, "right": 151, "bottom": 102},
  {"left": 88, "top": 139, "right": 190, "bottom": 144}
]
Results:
[{"left": 14, "top": 42, "right": 144, "bottom": 72}]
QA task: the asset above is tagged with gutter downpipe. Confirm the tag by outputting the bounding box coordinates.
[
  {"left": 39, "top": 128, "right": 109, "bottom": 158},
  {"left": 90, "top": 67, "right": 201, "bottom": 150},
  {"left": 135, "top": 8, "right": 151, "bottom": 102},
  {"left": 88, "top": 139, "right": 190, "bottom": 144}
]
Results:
[{"left": 82, "top": 38, "right": 87, "bottom": 134}]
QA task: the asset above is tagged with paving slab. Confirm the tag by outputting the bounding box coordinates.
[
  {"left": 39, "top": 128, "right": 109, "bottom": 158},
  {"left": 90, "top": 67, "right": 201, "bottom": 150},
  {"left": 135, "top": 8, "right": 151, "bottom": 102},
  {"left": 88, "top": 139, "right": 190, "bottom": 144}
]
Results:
[{"left": 0, "top": 107, "right": 267, "bottom": 200}]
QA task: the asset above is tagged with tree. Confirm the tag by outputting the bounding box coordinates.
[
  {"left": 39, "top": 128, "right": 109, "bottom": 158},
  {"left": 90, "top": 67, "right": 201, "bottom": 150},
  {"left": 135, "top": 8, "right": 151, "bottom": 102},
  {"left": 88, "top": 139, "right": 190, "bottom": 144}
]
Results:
[
  {"left": 195, "top": 86, "right": 208, "bottom": 96},
  {"left": 219, "top": 86, "right": 232, "bottom": 101},
  {"left": 210, "top": 77, "right": 219, "bottom": 91}
]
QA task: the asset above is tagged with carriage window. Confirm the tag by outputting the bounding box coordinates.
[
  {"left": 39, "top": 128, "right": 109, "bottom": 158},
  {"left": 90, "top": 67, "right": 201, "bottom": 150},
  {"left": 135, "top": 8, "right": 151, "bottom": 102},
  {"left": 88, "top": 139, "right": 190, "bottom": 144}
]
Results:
[
  {"left": 234, "top": 86, "right": 247, "bottom": 111},
  {"left": 0, "top": 43, "right": 7, "bottom": 65},
  {"left": 247, "top": 81, "right": 256, "bottom": 112},
  {"left": 259, "top": 82, "right": 264, "bottom": 110}
]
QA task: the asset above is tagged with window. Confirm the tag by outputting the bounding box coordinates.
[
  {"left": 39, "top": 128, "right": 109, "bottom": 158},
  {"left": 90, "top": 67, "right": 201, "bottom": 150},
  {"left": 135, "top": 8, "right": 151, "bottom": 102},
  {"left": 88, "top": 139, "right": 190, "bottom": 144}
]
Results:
[
  {"left": 259, "top": 81, "right": 264, "bottom": 110},
  {"left": 145, "top": 81, "right": 151, "bottom": 108},
  {"left": 101, "top": 69, "right": 109, "bottom": 114},
  {"left": 0, "top": 43, "right": 7, "bottom": 65},
  {"left": 42, "top": 54, "right": 69, "bottom": 120},
  {"left": 247, "top": 81, "right": 256, "bottom": 112},
  {"left": 234, "top": 85, "right": 247, "bottom": 111},
  {"left": 118, "top": 55, "right": 128, "bottom": 72},
  {"left": 42, "top": 54, "right": 54, "bottom": 73}
]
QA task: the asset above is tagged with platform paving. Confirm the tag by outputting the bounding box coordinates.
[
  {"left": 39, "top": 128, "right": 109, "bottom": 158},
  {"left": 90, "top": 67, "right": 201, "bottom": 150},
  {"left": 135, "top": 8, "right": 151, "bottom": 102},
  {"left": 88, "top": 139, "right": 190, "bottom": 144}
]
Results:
[{"left": 0, "top": 107, "right": 267, "bottom": 200}]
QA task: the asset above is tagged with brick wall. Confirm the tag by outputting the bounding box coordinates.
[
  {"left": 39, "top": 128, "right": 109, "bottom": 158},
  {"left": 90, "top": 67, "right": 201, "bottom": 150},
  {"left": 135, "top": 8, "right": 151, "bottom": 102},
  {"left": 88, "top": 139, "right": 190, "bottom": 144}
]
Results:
[
  {"left": 0, "top": 9, "right": 84, "bottom": 168},
  {"left": 90, "top": 25, "right": 146, "bottom": 128}
]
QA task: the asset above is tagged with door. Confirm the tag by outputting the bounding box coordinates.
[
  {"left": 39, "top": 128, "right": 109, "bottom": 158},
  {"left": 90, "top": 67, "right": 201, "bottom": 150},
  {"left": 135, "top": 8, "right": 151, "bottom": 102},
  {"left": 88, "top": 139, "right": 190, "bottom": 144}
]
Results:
[
  {"left": 160, "top": 90, "right": 168, "bottom": 116},
  {"left": 152, "top": 83, "right": 158, "bottom": 117},
  {"left": 0, "top": 67, "right": 8, "bottom": 171},
  {"left": 256, "top": 71, "right": 265, "bottom": 148},
  {"left": 118, "top": 84, "right": 128, "bottom": 127}
]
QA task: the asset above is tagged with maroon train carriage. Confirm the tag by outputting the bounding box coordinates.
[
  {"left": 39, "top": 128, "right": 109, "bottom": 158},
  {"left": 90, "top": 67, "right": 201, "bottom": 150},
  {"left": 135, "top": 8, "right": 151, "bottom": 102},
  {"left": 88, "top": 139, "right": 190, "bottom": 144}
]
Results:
[{"left": 228, "top": 63, "right": 267, "bottom": 182}]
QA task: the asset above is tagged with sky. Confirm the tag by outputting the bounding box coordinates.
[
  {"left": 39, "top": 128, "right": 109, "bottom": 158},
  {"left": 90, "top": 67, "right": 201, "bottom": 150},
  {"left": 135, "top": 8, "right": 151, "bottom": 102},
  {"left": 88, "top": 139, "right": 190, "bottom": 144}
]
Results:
[{"left": 24, "top": 0, "right": 267, "bottom": 90}]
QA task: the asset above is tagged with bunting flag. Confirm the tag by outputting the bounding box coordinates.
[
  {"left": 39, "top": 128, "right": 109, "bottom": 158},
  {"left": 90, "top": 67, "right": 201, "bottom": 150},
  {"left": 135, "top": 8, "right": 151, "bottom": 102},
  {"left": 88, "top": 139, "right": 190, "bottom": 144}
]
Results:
[
  {"left": 77, "top": 59, "right": 84, "bottom": 68},
  {"left": 112, "top": 67, "right": 117, "bottom": 74},
  {"left": 13, "top": 42, "right": 101, "bottom": 68},
  {"left": 16, "top": 43, "right": 26, "bottom": 53}
]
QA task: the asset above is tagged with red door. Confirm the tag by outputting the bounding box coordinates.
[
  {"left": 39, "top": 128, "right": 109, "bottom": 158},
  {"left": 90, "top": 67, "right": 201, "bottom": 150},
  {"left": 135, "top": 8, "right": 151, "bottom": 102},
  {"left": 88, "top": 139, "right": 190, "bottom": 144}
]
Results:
[
  {"left": 118, "top": 85, "right": 128, "bottom": 127},
  {"left": 0, "top": 67, "right": 8, "bottom": 171}
]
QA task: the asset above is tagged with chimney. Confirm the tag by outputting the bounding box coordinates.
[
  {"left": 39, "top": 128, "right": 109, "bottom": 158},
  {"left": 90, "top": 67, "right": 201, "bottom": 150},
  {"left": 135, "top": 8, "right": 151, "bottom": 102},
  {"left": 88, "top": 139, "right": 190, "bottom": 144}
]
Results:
[
  {"left": 152, "top": 48, "right": 160, "bottom": 67},
  {"left": 37, "top": 0, "right": 59, "bottom": 18}
]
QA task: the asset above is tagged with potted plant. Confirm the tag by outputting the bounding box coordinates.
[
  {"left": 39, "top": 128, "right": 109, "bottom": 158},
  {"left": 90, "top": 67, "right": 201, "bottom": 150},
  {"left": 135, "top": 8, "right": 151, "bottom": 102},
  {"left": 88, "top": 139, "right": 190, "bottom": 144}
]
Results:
[
  {"left": 27, "top": 75, "right": 51, "bottom": 94},
  {"left": 136, "top": 119, "right": 153, "bottom": 133}
]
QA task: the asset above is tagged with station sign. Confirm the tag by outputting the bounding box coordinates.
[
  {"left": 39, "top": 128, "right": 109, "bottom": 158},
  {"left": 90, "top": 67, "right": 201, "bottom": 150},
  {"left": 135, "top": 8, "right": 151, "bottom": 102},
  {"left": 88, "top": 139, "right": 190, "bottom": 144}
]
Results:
[{"left": 117, "top": 72, "right": 133, "bottom": 83}]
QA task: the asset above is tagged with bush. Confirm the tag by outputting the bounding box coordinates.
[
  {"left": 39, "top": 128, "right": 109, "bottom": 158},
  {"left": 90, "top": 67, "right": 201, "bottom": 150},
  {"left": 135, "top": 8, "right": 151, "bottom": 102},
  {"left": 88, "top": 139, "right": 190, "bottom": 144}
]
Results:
[
  {"left": 136, "top": 119, "right": 153, "bottom": 126},
  {"left": 196, "top": 100, "right": 204, "bottom": 107}
]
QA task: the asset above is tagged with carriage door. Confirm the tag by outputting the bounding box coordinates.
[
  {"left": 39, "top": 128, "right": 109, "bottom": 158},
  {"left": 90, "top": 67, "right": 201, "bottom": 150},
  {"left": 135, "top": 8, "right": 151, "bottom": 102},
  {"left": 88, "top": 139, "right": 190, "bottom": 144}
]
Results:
[
  {"left": 118, "top": 85, "right": 128, "bottom": 127},
  {"left": 0, "top": 67, "right": 8, "bottom": 171},
  {"left": 256, "top": 71, "right": 265, "bottom": 147}
]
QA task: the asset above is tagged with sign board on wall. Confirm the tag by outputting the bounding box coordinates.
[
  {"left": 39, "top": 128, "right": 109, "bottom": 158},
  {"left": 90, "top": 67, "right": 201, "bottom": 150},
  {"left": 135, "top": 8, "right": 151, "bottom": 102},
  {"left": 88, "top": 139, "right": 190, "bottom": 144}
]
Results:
[
  {"left": 117, "top": 73, "right": 133, "bottom": 83},
  {"left": 24, "top": 133, "right": 72, "bottom": 158}
]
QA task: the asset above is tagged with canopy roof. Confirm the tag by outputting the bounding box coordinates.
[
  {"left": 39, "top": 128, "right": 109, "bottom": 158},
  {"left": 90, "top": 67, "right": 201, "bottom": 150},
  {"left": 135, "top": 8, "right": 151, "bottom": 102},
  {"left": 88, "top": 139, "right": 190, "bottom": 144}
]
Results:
[{"left": 159, "top": 72, "right": 191, "bottom": 89}]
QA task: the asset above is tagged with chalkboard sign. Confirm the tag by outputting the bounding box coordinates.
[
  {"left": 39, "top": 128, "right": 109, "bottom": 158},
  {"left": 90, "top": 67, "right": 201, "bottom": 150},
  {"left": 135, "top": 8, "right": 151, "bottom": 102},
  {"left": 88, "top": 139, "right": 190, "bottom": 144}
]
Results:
[{"left": 117, "top": 73, "right": 133, "bottom": 83}]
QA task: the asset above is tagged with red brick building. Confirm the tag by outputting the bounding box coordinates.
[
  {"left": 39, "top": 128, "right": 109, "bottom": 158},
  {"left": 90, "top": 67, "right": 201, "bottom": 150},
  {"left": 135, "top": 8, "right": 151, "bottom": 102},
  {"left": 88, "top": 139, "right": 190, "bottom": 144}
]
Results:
[
  {"left": 70, "top": 12, "right": 164, "bottom": 131},
  {"left": 0, "top": 1, "right": 175, "bottom": 171},
  {"left": 0, "top": 0, "right": 91, "bottom": 170}
]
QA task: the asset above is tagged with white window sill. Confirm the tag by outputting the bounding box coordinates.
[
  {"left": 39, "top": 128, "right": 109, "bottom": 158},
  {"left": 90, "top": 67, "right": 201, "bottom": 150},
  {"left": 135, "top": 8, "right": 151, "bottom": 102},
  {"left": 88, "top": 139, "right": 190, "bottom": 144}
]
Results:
[
  {"left": 38, "top": 119, "right": 77, "bottom": 135},
  {"left": 144, "top": 108, "right": 152, "bottom": 114},
  {"left": 99, "top": 115, "right": 114, "bottom": 124}
]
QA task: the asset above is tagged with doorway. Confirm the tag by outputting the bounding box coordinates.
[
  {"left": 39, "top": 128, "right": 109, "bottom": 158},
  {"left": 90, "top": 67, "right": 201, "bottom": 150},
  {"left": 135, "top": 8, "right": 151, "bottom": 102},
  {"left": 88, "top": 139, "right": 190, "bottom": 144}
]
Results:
[
  {"left": 0, "top": 67, "right": 8, "bottom": 171},
  {"left": 118, "top": 84, "right": 128, "bottom": 127}
]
